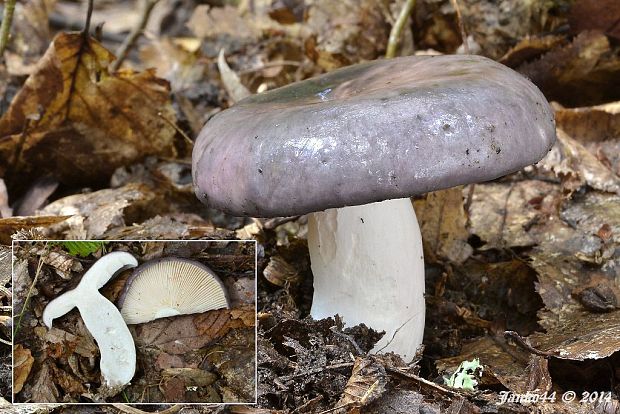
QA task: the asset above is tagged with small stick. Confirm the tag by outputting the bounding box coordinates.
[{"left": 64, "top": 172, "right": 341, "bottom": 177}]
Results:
[
  {"left": 504, "top": 331, "right": 556, "bottom": 357},
  {"left": 113, "top": 404, "right": 182, "bottom": 414},
  {"left": 157, "top": 111, "right": 194, "bottom": 147},
  {"left": 385, "top": 0, "right": 416, "bottom": 58},
  {"left": 111, "top": 0, "right": 160, "bottom": 71},
  {"left": 386, "top": 366, "right": 460, "bottom": 397},
  {"left": 14, "top": 244, "right": 48, "bottom": 339},
  {"left": 0, "top": 0, "right": 16, "bottom": 56},
  {"left": 450, "top": 0, "right": 468, "bottom": 54},
  {"left": 238, "top": 60, "right": 301, "bottom": 75},
  {"left": 82, "top": 0, "right": 94, "bottom": 39},
  {"left": 279, "top": 362, "right": 354, "bottom": 383}
]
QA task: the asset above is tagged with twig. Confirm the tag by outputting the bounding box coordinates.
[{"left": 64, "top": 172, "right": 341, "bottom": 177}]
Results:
[
  {"left": 489, "top": 333, "right": 529, "bottom": 364},
  {"left": 0, "top": 0, "right": 17, "bottom": 56},
  {"left": 262, "top": 215, "right": 301, "bottom": 230},
  {"left": 329, "top": 326, "right": 364, "bottom": 355},
  {"left": 157, "top": 111, "right": 194, "bottom": 147},
  {"left": 450, "top": 0, "right": 468, "bottom": 54},
  {"left": 279, "top": 362, "right": 354, "bottom": 383},
  {"left": 111, "top": 0, "right": 160, "bottom": 71},
  {"left": 82, "top": 0, "right": 94, "bottom": 39},
  {"left": 374, "top": 313, "right": 417, "bottom": 354},
  {"left": 463, "top": 183, "right": 475, "bottom": 228},
  {"left": 49, "top": 12, "right": 125, "bottom": 43},
  {"left": 238, "top": 60, "right": 301, "bottom": 75},
  {"left": 14, "top": 244, "right": 49, "bottom": 339},
  {"left": 386, "top": 366, "right": 460, "bottom": 397},
  {"left": 504, "top": 331, "right": 556, "bottom": 357},
  {"left": 385, "top": 0, "right": 416, "bottom": 58},
  {"left": 113, "top": 404, "right": 182, "bottom": 414},
  {"left": 318, "top": 401, "right": 354, "bottom": 414},
  {"left": 497, "top": 183, "right": 515, "bottom": 247}
]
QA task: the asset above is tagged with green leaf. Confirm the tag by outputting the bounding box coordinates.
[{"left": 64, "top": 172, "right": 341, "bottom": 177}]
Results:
[{"left": 59, "top": 241, "right": 107, "bottom": 257}]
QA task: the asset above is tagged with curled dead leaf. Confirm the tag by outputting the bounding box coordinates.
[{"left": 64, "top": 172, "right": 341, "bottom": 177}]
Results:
[
  {"left": 263, "top": 255, "right": 302, "bottom": 287},
  {"left": 218, "top": 49, "right": 251, "bottom": 103},
  {"left": 550, "top": 130, "right": 620, "bottom": 195},
  {"left": 499, "top": 35, "right": 567, "bottom": 68},
  {"left": 517, "top": 31, "right": 620, "bottom": 106},
  {"left": 336, "top": 356, "right": 387, "bottom": 413}
]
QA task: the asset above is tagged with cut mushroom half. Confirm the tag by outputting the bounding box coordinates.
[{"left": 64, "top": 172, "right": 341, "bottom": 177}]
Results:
[
  {"left": 119, "top": 257, "right": 230, "bottom": 324},
  {"left": 42, "top": 251, "right": 138, "bottom": 387}
]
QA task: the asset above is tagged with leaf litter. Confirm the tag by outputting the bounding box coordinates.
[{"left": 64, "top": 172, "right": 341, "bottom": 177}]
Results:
[{"left": 11, "top": 240, "right": 256, "bottom": 404}]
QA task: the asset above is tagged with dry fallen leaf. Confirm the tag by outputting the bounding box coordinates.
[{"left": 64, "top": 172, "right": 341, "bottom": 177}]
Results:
[
  {"left": 263, "top": 255, "right": 302, "bottom": 287},
  {"left": 39, "top": 183, "right": 163, "bottom": 239},
  {"left": 467, "top": 181, "right": 560, "bottom": 249},
  {"left": 0, "top": 32, "right": 177, "bottom": 193},
  {"left": 555, "top": 102, "right": 620, "bottom": 177},
  {"left": 50, "top": 364, "right": 87, "bottom": 395},
  {"left": 139, "top": 37, "right": 206, "bottom": 94},
  {"left": 517, "top": 31, "right": 620, "bottom": 106},
  {"left": 499, "top": 35, "right": 567, "bottom": 68},
  {"left": 457, "top": 0, "right": 558, "bottom": 59},
  {"left": 531, "top": 311, "right": 620, "bottom": 361},
  {"left": 134, "top": 306, "right": 254, "bottom": 355},
  {"left": 336, "top": 357, "right": 387, "bottom": 414},
  {"left": 13, "top": 344, "right": 35, "bottom": 394},
  {"left": 0, "top": 215, "right": 70, "bottom": 244},
  {"left": 162, "top": 368, "right": 217, "bottom": 386},
  {"left": 305, "top": 0, "right": 390, "bottom": 70},
  {"left": 30, "top": 362, "right": 59, "bottom": 403},
  {"left": 544, "top": 129, "right": 620, "bottom": 195},
  {"left": 187, "top": 5, "right": 260, "bottom": 40},
  {"left": 218, "top": 49, "right": 251, "bottom": 103},
  {"left": 569, "top": 0, "right": 620, "bottom": 40},
  {"left": 413, "top": 187, "right": 472, "bottom": 264},
  {"left": 42, "top": 327, "right": 99, "bottom": 359},
  {"left": 556, "top": 101, "right": 620, "bottom": 143}
]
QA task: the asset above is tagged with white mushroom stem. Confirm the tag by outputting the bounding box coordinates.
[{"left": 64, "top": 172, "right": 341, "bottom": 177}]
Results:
[
  {"left": 307, "top": 198, "right": 425, "bottom": 361},
  {"left": 43, "top": 251, "right": 138, "bottom": 387}
]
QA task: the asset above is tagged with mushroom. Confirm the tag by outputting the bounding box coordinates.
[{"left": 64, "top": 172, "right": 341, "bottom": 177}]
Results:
[
  {"left": 118, "top": 257, "right": 229, "bottom": 324},
  {"left": 192, "top": 54, "right": 556, "bottom": 359},
  {"left": 43, "top": 251, "right": 138, "bottom": 387}
]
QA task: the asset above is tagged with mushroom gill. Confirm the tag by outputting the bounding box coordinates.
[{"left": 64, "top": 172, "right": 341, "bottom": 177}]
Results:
[{"left": 119, "top": 257, "right": 230, "bottom": 324}]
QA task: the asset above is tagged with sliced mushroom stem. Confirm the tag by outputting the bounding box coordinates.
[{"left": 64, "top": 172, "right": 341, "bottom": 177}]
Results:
[
  {"left": 307, "top": 198, "right": 425, "bottom": 360},
  {"left": 43, "top": 251, "right": 138, "bottom": 387}
]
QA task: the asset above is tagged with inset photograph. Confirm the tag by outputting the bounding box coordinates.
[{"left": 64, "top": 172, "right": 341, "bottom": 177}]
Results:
[{"left": 12, "top": 240, "right": 256, "bottom": 404}]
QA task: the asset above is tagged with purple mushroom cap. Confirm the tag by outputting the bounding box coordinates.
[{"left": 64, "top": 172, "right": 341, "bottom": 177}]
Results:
[{"left": 192, "top": 54, "right": 556, "bottom": 217}]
